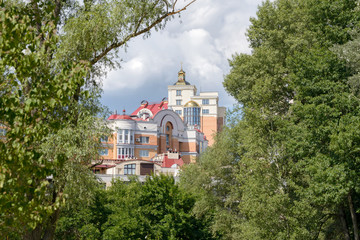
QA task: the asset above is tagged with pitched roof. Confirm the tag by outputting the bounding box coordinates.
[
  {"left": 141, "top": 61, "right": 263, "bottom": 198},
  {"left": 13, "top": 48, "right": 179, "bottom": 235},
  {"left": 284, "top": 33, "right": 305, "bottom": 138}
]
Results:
[
  {"left": 161, "top": 155, "right": 184, "bottom": 168},
  {"left": 131, "top": 101, "right": 168, "bottom": 117}
]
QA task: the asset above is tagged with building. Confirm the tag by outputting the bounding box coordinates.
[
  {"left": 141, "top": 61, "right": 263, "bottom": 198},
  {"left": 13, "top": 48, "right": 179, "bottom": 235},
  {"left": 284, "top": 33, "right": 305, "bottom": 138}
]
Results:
[
  {"left": 168, "top": 67, "right": 226, "bottom": 146},
  {"left": 93, "top": 67, "right": 225, "bottom": 186}
]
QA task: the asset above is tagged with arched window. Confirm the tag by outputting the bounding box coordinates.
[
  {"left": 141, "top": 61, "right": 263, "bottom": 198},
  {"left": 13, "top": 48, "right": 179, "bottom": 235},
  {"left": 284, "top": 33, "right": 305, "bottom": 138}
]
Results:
[
  {"left": 165, "top": 122, "right": 173, "bottom": 148},
  {"left": 184, "top": 101, "right": 200, "bottom": 127}
]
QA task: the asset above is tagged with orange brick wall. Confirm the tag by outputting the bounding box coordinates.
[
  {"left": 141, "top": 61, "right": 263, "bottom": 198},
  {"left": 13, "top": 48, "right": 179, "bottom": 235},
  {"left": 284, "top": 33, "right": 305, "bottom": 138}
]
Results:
[
  {"left": 201, "top": 116, "right": 217, "bottom": 146},
  {"left": 158, "top": 136, "right": 167, "bottom": 153},
  {"left": 181, "top": 155, "right": 197, "bottom": 164},
  {"left": 172, "top": 138, "right": 179, "bottom": 152},
  {"left": 134, "top": 148, "right": 157, "bottom": 160},
  {"left": 179, "top": 142, "right": 197, "bottom": 152},
  {"left": 134, "top": 134, "right": 157, "bottom": 145},
  {"left": 182, "top": 155, "right": 191, "bottom": 164},
  {"left": 99, "top": 133, "right": 116, "bottom": 160},
  {"left": 110, "top": 133, "right": 116, "bottom": 159}
]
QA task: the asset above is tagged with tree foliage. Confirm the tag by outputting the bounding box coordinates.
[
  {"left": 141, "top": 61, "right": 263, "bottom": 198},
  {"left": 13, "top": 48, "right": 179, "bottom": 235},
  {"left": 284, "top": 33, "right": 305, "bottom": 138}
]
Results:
[
  {"left": 103, "top": 175, "right": 213, "bottom": 240},
  {"left": 55, "top": 175, "right": 214, "bottom": 240},
  {"left": 0, "top": 0, "right": 196, "bottom": 238},
  {"left": 182, "top": 0, "right": 360, "bottom": 239}
]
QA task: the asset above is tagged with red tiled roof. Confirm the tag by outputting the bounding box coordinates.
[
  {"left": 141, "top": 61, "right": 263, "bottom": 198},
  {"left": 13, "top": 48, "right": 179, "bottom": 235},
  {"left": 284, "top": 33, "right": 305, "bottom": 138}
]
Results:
[
  {"left": 161, "top": 155, "right": 184, "bottom": 168},
  {"left": 131, "top": 101, "right": 168, "bottom": 118}
]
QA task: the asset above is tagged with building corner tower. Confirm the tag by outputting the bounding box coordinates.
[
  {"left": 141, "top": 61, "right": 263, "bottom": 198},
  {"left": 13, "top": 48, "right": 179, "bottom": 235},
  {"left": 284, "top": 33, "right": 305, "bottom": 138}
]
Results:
[{"left": 168, "top": 67, "right": 226, "bottom": 146}]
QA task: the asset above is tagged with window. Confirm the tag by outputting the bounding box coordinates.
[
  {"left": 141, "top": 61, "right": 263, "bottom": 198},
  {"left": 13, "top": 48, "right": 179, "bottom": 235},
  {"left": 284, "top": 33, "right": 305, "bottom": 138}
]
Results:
[
  {"left": 184, "top": 107, "right": 201, "bottom": 126},
  {"left": 99, "top": 149, "right": 108, "bottom": 156},
  {"left": 118, "top": 129, "right": 134, "bottom": 144},
  {"left": 118, "top": 148, "right": 134, "bottom": 159},
  {"left": 166, "top": 134, "right": 170, "bottom": 146},
  {"left": 176, "top": 100, "right": 182, "bottom": 105},
  {"left": 176, "top": 90, "right": 182, "bottom": 96},
  {"left": 140, "top": 136, "right": 149, "bottom": 143},
  {"left": 202, "top": 99, "right": 209, "bottom": 105},
  {"left": 175, "top": 110, "right": 182, "bottom": 115},
  {"left": 202, "top": 109, "right": 209, "bottom": 114},
  {"left": 139, "top": 150, "right": 149, "bottom": 157},
  {"left": 124, "top": 130, "right": 129, "bottom": 143},
  {"left": 124, "top": 164, "right": 136, "bottom": 175},
  {"left": 100, "top": 136, "right": 108, "bottom": 142}
]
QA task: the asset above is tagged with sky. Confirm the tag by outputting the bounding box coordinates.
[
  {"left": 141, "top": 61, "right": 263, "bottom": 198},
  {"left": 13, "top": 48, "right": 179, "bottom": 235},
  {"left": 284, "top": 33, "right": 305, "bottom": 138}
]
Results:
[{"left": 100, "top": 0, "right": 265, "bottom": 114}]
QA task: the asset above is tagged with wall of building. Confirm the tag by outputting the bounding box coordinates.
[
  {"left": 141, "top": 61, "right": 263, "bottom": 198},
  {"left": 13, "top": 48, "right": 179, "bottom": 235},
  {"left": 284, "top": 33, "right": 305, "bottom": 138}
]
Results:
[
  {"left": 179, "top": 141, "right": 197, "bottom": 153},
  {"left": 201, "top": 116, "right": 217, "bottom": 146}
]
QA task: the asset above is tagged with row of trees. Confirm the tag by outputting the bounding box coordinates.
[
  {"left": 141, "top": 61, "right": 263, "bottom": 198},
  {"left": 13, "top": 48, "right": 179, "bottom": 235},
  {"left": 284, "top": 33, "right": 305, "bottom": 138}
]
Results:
[
  {"left": 181, "top": 0, "right": 360, "bottom": 239},
  {"left": 54, "top": 175, "right": 213, "bottom": 240}
]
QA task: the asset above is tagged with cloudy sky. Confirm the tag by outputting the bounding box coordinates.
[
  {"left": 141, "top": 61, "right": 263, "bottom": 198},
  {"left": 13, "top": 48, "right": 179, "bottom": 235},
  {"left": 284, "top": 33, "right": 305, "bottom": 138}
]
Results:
[{"left": 101, "top": 0, "right": 265, "bottom": 114}]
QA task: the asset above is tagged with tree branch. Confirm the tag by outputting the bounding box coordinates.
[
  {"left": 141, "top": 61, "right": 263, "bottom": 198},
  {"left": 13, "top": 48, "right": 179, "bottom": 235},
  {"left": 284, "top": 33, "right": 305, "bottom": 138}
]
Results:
[{"left": 90, "top": 0, "right": 196, "bottom": 65}]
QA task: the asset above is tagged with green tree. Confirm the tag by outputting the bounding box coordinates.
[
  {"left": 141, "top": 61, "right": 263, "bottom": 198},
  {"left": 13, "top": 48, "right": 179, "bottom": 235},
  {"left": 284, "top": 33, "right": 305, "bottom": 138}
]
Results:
[
  {"left": 0, "top": 0, "right": 196, "bottom": 239},
  {"left": 180, "top": 123, "right": 243, "bottom": 239},
  {"left": 225, "top": 0, "right": 360, "bottom": 238},
  {"left": 103, "top": 175, "right": 214, "bottom": 240},
  {"left": 183, "top": 0, "right": 360, "bottom": 239},
  {"left": 55, "top": 188, "right": 109, "bottom": 240}
]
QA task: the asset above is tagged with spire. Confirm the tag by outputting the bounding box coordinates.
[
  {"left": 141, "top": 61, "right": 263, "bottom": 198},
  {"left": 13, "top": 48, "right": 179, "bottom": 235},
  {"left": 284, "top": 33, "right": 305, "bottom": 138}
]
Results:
[{"left": 175, "top": 63, "right": 190, "bottom": 85}]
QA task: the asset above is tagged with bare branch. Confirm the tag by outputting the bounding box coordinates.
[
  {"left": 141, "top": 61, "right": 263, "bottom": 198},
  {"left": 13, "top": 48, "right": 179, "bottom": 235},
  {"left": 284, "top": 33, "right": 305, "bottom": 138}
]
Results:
[
  {"left": 173, "top": 0, "right": 178, "bottom": 12},
  {"left": 90, "top": 0, "right": 196, "bottom": 65}
]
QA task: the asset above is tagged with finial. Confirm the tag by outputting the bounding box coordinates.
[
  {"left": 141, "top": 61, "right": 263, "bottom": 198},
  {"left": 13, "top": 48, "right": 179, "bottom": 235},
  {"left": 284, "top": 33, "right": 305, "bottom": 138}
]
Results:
[
  {"left": 181, "top": 62, "right": 183, "bottom": 70},
  {"left": 122, "top": 109, "right": 126, "bottom": 115}
]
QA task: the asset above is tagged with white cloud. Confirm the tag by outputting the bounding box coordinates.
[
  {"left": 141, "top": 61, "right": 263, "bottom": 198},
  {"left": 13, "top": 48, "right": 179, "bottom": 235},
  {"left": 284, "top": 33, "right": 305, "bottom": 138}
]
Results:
[{"left": 101, "top": 0, "right": 264, "bottom": 112}]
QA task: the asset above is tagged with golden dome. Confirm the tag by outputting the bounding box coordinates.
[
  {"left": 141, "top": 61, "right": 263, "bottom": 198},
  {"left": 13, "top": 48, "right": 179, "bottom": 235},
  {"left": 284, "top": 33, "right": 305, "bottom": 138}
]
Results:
[{"left": 184, "top": 101, "right": 200, "bottom": 107}]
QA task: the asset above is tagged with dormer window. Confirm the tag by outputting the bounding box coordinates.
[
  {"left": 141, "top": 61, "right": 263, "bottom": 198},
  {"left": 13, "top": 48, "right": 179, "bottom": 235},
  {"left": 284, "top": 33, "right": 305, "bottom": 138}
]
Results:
[{"left": 138, "top": 109, "right": 153, "bottom": 119}]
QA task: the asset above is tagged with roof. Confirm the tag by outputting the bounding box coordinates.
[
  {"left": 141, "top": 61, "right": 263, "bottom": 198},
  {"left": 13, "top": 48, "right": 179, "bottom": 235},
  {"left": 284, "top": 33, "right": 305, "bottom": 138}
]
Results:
[
  {"left": 174, "top": 80, "right": 191, "bottom": 85},
  {"left": 161, "top": 155, "right": 184, "bottom": 168},
  {"left": 108, "top": 114, "right": 132, "bottom": 120},
  {"left": 174, "top": 67, "right": 191, "bottom": 85},
  {"left": 184, "top": 100, "right": 199, "bottom": 107},
  {"left": 131, "top": 101, "right": 168, "bottom": 117},
  {"left": 94, "top": 164, "right": 116, "bottom": 168}
]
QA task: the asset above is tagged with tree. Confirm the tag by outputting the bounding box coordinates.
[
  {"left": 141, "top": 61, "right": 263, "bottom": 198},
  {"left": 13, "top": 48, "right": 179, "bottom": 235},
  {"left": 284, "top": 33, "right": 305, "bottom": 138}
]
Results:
[
  {"left": 0, "top": 0, "right": 196, "bottom": 239},
  {"left": 224, "top": 0, "right": 360, "bottom": 238},
  {"left": 103, "top": 175, "right": 214, "bottom": 240},
  {"left": 183, "top": 0, "right": 360, "bottom": 239},
  {"left": 54, "top": 187, "right": 109, "bottom": 240},
  {"left": 180, "top": 123, "right": 244, "bottom": 239}
]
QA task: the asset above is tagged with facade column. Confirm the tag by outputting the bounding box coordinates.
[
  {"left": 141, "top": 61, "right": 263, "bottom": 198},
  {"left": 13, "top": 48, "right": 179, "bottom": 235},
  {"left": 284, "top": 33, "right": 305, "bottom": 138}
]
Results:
[
  {"left": 122, "top": 130, "right": 125, "bottom": 143},
  {"left": 128, "top": 130, "right": 131, "bottom": 144}
]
